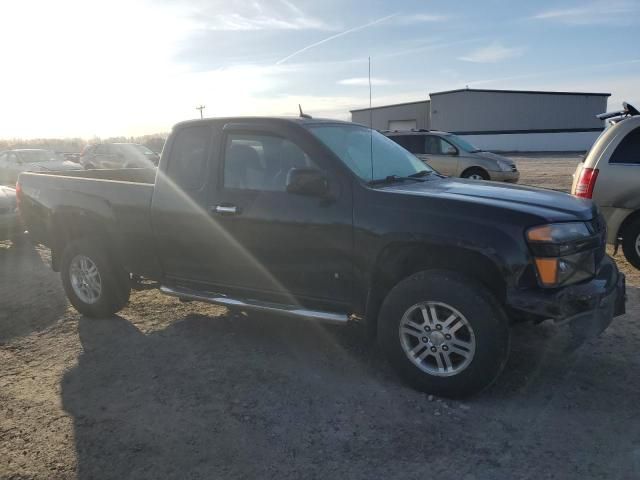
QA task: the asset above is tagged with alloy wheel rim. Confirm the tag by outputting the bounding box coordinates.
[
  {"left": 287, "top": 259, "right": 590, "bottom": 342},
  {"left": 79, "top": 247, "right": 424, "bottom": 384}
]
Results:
[
  {"left": 69, "top": 254, "right": 102, "bottom": 304},
  {"left": 399, "top": 301, "right": 476, "bottom": 377},
  {"left": 469, "top": 174, "right": 483, "bottom": 180},
  {"left": 635, "top": 233, "right": 640, "bottom": 258}
]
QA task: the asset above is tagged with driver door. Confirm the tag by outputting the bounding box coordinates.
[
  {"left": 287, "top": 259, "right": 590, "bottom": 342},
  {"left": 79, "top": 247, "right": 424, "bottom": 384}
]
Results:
[{"left": 205, "top": 124, "right": 354, "bottom": 305}]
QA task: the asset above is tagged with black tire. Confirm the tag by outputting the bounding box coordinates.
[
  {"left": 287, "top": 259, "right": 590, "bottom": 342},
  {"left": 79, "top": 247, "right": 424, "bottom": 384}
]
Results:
[
  {"left": 378, "top": 270, "right": 510, "bottom": 398},
  {"left": 84, "top": 163, "right": 95, "bottom": 170},
  {"left": 622, "top": 218, "right": 640, "bottom": 269},
  {"left": 461, "top": 167, "right": 490, "bottom": 180},
  {"left": 61, "top": 238, "right": 131, "bottom": 317}
]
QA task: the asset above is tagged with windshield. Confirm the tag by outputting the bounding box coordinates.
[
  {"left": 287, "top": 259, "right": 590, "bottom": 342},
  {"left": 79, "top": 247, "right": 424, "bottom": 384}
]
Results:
[
  {"left": 16, "top": 150, "right": 61, "bottom": 163},
  {"left": 445, "top": 134, "right": 481, "bottom": 153},
  {"left": 308, "top": 124, "right": 432, "bottom": 181}
]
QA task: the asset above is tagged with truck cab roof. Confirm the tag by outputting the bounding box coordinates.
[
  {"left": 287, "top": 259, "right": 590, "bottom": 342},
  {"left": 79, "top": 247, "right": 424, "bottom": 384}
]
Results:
[{"left": 172, "top": 116, "right": 356, "bottom": 131}]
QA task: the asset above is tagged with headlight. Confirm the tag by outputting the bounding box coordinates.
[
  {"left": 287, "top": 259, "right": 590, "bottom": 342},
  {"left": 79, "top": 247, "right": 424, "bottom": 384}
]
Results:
[
  {"left": 526, "top": 222, "right": 597, "bottom": 287},
  {"left": 496, "top": 159, "right": 513, "bottom": 172}
]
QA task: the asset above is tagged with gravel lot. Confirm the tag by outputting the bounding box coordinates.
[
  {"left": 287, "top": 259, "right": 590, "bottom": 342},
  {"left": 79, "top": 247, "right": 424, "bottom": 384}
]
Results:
[{"left": 1, "top": 155, "right": 639, "bottom": 479}]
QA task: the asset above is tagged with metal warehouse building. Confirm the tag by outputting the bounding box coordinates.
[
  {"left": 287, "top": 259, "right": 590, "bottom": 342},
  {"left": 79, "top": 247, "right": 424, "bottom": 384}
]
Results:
[{"left": 350, "top": 88, "right": 610, "bottom": 152}]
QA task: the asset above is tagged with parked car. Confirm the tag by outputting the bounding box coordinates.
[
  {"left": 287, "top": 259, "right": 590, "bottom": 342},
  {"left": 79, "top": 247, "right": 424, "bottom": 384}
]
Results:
[
  {"left": 80, "top": 143, "right": 160, "bottom": 170},
  {"left": 18, "top": 116, "right": 625, "bottom": 398},
  {"left": 0, "top": 149, "right": 82, "bottom": 186},
  {"left": 572, "top": 102, "right": 640, "bottom": 268},
  {"left": 384, "top": 130, "right": 519, "bottom": 182},
  {"left": 0, "top": 185, "right": 21, "bottom": 241},
  {"left": 60, "top": 152, "right": 81, "bottom": 163}
]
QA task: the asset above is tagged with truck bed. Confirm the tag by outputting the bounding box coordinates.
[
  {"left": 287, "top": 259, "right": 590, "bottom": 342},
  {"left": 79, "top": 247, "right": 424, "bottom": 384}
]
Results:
[
  {"left": 24, "top": 167, "right": 158, "bottom": 184},
  {"left": 18, "top": 168, "right": 161, "bottom": 278}
]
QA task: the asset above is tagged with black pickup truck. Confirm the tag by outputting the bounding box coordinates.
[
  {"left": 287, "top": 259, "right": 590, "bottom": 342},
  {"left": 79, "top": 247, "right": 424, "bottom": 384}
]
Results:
[{"left": 18, "top": 117, "right": 626, "bottom": 397}]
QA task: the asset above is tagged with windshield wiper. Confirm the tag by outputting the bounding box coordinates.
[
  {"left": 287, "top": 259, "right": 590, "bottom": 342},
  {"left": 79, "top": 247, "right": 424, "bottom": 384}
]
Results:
[
  {"left": 408, "top": 170, "right": 433, "bottom": 178},
  {"left": 367, "top": 174, "right": 428, "bottom": 186}
]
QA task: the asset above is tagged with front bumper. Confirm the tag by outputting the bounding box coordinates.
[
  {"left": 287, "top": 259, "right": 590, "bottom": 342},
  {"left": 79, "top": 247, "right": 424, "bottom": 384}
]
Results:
[
  {"left": 489, "top": 169, "right": 520, "bottom": 183},
  {"left": 507, "top": 255, "right": 626, "bottom": 338}
]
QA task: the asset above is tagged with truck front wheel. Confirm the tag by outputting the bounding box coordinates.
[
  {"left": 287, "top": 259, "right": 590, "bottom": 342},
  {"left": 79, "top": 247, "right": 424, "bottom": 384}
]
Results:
[
  {"left": 378, "top": 270, "right": 510, "bottom": 398},
  {"left": 61, "top": 238, "right": 131, "bottom": 317}
]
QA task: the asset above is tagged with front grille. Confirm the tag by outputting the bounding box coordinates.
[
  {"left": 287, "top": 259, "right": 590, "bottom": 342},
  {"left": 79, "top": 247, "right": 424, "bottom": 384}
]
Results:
[
  {"left": 511, "top": 165, "right": 518, "bottom": 172},
  {"left": 589, "top": 214, "right": 607, "bottom": 265},
  {"left": 589, "top": 214, "right": 606, "bottom": 234}
]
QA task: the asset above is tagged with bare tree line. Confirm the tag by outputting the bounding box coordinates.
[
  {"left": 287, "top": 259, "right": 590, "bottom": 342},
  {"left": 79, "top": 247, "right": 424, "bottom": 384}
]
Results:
[{"left": 0, "top": 133, "right": 168, "bottom": 154}]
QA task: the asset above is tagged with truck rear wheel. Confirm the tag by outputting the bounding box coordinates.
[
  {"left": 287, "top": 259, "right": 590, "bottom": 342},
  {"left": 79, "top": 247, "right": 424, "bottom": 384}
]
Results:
[
  {"left": 61, "top": 238, "right": 131, "bottom": 317},
  {"left": 378, "top": 270, "right": 510, "bottom": 398},
  {"left": 622, "top": 218, "right": 640, "bottom": 269}
]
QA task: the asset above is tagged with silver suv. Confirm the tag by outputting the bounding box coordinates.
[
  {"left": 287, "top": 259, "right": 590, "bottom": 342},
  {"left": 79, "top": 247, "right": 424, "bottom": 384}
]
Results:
[
  {"left": 572, "top": 102, "right": 640, "bottom": 268},
  {"left": 384, "top": 130, "right": 519, "bottom": 182}
]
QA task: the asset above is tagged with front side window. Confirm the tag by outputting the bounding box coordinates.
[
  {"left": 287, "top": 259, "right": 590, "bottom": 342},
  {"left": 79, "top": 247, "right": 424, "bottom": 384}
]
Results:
[
  {"left": 167, "top": 125, "right": 211, "bottom": 190},
  {"left": 308, "top": 124, "right": 431, "bottom": 181},
  {"left": 446, "top": 134, "right": 480, "bottom": 153},
  {"left": 610, "top": 127, "right": 640, "bottom": 164},
  {"left": 423, "top": 136, "right": 446, "bottom": 155},
  {"left": 223, "top": 133, "right": 316, "bottom": 191}
]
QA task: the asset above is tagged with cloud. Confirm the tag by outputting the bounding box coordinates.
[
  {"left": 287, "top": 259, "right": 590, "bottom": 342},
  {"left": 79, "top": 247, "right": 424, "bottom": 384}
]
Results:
[
  {"left": 193, "top": 0, "right": 331, "bottom": 31},
  {"left": 393, "top": 13, "right": 448, "bottom": 24},
  {"left": 337, "top": 77, "right": 393, "bottom": 86},
  {"left": 275, "top": 13, "right": 400, "bottom": 64},
  {"left": 458, "top": 42, "right": 524, "bottom": 63},
  {"left": 532, "top": 0, "right": 638, "bottom": 25}
]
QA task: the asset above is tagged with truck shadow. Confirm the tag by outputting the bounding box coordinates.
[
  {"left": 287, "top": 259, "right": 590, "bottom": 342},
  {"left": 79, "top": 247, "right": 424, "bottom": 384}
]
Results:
[
  {"left": 0, "top": 240, "right": 67, "bottom": 343},
  {"left": 60, "top": 287, "right": 639, "bottom": 478}
]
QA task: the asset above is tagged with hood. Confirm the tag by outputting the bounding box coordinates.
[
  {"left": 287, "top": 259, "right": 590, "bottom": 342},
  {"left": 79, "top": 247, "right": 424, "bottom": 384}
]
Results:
[
  {"left": 21, "top": 160, "right": 83, "bottom": 172},
  {"left": 379, "top": 177, "right": 596, "bottom": 223},
  {"left": 474, "top": 151, "right": 514, "bottom": 165}
]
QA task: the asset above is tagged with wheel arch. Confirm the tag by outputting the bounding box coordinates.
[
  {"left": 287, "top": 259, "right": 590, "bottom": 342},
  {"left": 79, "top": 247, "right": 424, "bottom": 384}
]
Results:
[
  {"left": 50, "top": 211, "right": 118, "bottom": 272},
  {"left": 365, "top": 242, "right": 506, "bottom": 336},
  {"left": 460, "top": 166, "right": 489, "bottom": 179}
]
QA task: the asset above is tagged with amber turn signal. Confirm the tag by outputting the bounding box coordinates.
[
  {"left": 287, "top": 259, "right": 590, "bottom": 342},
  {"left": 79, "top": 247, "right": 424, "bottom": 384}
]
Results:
[
  {"left": 534, "top": 258, "right": 558, "bottom": 286},
  {"left": 527, "top": 225, "right": 553, "bottom": 242}
]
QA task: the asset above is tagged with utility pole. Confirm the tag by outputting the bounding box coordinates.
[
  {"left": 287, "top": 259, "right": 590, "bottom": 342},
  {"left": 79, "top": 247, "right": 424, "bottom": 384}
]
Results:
[{"left": 196, "top": 105, "right": 206, "bottom": 119}]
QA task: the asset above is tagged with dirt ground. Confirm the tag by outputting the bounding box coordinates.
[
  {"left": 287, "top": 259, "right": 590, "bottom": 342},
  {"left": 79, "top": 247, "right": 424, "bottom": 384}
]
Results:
[{"left": 1, "top": 155, "right": 639, "bottom": 479}]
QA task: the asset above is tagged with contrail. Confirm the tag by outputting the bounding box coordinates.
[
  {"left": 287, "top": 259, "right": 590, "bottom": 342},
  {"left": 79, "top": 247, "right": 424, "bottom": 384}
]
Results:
[{"left": 275, "top": 13, "right": 399, "bottom": 65}]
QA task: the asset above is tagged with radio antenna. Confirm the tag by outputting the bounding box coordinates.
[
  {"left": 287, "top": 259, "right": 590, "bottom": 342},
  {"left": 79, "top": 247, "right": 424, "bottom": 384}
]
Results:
[
  {"left": 368, "top": 56, "right": 374, "bottom": 180},
  {"left": 298, "top": 104, "right": 312, "bottom": 119}
]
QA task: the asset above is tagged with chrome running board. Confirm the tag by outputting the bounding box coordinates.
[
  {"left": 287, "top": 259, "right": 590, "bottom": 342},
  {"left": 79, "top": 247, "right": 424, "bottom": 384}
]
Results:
[{"left": 160, "top": 285, "right": 349, "bottom": 324}]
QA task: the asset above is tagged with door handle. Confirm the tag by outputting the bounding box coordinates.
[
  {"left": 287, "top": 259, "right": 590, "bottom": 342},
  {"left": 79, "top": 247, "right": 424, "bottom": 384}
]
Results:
[{"left": 212, "top": 204, "right": 239, "bottom": 215}]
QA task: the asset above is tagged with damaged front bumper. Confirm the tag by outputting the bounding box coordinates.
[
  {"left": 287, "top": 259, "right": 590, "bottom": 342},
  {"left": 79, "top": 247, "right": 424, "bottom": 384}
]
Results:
[{"left": 508, "top": 256, "right": 626, "bottom": 340}]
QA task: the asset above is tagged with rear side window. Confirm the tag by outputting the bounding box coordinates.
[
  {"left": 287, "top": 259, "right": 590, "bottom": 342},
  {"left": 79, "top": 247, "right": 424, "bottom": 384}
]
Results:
[
  {"left": 610, "top": 127, "right": 640, "bottom": 164},
  {"left": 390, "top": 135, "right": 424, "bottom": 154},
  {"left": 167, "top": 125, "right": 211, "bottom": 190}
]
